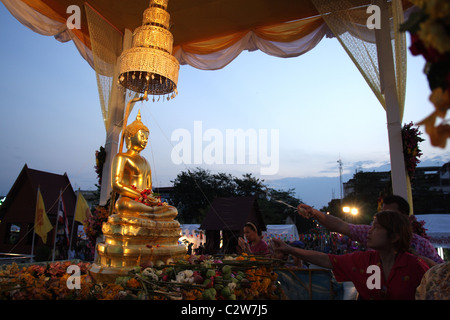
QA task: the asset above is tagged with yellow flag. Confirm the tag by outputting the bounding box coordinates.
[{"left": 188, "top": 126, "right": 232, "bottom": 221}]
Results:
[
  {"left": 74, "top": 191, "right": 91, "bottom": 225},
  {"left": 35, "top": 188, "right": 53, "bottom": 243}
]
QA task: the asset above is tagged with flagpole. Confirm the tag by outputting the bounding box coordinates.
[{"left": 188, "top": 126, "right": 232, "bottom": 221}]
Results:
[
  {"left": 69, "top": 189, "right": 80, "bottom": 257},
  {"left": 31, "top": 185, "right": 40, "bottom": 263},
  {"left": 52, "top": 189, "right": 62, "bottom": 262},
  {"left": 30, "top": 226, "right": 36, "bottom": 263}
]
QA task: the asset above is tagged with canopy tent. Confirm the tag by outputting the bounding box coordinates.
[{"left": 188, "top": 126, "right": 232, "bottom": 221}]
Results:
[
  {"left": 179, "top": 224, "right": 204, "bottom": 250},
  {"left": 415, "top": 214, "right": 450, "bottom": 249},
  {"left": 263, "top": 224, "right": 300, "bottom": 242},
  {"left": 1, "top": 0, "right": 414, "bottom": 209}
]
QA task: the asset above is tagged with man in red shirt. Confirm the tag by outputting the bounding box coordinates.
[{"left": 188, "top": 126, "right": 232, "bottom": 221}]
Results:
[{"left": 273, "top": 210, "right": 429, "bottom": 300}]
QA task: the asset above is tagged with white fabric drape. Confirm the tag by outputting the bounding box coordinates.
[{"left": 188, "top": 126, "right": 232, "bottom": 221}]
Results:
[
  {"left": 1, "top": 0, "right": 95, "bottom": 69},
  {"left": 174, "top": 23, "right": 330, "bottom": 70}
]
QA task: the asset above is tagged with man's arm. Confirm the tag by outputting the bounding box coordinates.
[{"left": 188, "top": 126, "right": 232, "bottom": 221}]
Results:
[{"left": 298, "top": 204, "right": 351, "bottom": 236}]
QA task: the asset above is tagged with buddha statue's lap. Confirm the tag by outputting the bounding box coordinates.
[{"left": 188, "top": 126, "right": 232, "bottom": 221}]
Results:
[{"left": 115, "top": 196, "right": 178, "bottom": 220}]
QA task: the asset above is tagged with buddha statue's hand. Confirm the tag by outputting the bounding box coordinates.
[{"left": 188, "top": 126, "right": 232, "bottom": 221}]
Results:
[
  {"left": 131, "top": 187, "right": 157, "bottom": 206},
  {"left": 143, "top": 195, "right": 160, "bottom": 206}
]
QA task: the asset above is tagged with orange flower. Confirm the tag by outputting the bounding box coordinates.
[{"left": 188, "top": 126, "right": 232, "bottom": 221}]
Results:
[
  {"left": 418, "top": 113, "right": 450, "bottom": 148},
  {"left": 429, "top": 88, "right": 450, "bottom": 118},
  {"left": 261, "top": 278, "right": 272, "bottom": 291},
  {"left": 432, "top": 124, "right": 450, "bottom": 147},
  {"left": 100, "top": 283, "right": 124, "bottom": 300},
  {"left": 245, "top": 269, "right": 255, "bottom": 276},
  {"left": 126, "top": 278, "right": 140, "bottom": 289}
]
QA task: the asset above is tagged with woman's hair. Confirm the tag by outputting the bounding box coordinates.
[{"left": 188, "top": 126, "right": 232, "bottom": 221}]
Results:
[
  {"left": 244, "top": 222, "right": 262, "bottom": 236},
  {"left": 375, "top": 210, "right": 412, "bottom": 252}
]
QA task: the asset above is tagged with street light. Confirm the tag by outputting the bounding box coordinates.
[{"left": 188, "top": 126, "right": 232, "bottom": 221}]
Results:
[{"left": 342, "top": 206, "right": 358, "bottom": 222}]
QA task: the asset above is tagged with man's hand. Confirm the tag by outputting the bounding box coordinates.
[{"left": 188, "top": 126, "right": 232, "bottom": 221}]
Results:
[
  {"left": 271, "top": 238, "right": 292, "bottom": 260},
  {"left": 297, "top": 204, "right": 315, "bottom": 219}
]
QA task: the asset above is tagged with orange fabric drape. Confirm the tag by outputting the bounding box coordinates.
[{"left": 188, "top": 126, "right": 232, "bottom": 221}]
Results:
[
  {"left": 254, "top": 16, "right": 324, "bottom": 42},
  {"left": 175, "top": 15, "right": 325, "bottom": 56},
  {"left": 20, "top": 0, "right": 91, "bottom": 49},
  {"left": 18, "top": 0, "right": 326, "bottom": 59},
  {"left": 21, "top": 0, "right": 65, "bottom": 23}
]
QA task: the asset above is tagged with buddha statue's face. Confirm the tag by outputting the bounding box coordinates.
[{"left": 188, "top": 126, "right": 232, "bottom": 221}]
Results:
[{"left": 127, "top": 129, "right": 149, "bottom": 151}]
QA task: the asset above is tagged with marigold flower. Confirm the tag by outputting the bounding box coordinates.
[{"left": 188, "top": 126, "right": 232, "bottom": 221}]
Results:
[{"left": 126, "top": 278, "right": 141, "bottom": 289}]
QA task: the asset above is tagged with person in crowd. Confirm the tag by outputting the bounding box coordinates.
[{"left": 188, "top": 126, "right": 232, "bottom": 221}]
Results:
[
  {"left": 187, "top": 242, "right": 193, "bottom": 255},
  {"left": 297, "top": 195, "right": 443, "bottom": 266},
  {"left": 195, "top": 243, "right": 205, "bottom": 255},
  {"left": 238, "top": 222, "right": 270, "bottom": 256},
  {"left": 273, "top": 210, "right": 430, "bottom": 300}
]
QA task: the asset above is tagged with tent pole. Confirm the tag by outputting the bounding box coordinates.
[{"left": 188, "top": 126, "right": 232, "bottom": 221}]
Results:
[{"left": 375, "top": 0, "right": 408, "bottom": 201}]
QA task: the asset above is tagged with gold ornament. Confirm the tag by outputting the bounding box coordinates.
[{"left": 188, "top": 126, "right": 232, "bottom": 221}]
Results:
[
  {"left": 118, "top": 0, "right": 179, "bottom": 98},
  {"left": 124, "top": 110, "right": 149, "bottom": 140}
]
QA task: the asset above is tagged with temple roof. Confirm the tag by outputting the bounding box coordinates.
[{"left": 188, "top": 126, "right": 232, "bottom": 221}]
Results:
[{"left": 0, "top": 164, "right": 76, "bottom": 222}]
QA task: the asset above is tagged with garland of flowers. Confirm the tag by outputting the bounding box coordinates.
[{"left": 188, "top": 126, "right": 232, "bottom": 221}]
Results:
[
  {"left": 400, "top": 122, "right": 428, "bottom": 238},
  {"left": 0, "top": 255, "right": 284, "bottom": 300},
  {"left": 401, "top": 0, "right": 450, "bottom": 147},
  {"left": 94, "top": 146, "right": 106, "bottom": 188},
  {"left": 84, "top": 205, "right": 109, "bottom": 244},
  {"left": 82, "top": 146, "right": 110, "bottom": 250},
  {"left": 408, "top": 215, "right": 430, "bottom": 240},
  {"left": 401, "top": 121, "right": 424, "bottom": 177},
  {"left": 0, "top": 261, "right": 95, "bottom": 300},
  {"left": 131, "top": 185, "right": 168, "bottom": 207}
]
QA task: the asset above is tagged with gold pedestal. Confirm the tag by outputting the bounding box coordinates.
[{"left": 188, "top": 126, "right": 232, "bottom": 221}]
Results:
[{"left": 89, "top": 209, "right": 186, "bottom": 283}]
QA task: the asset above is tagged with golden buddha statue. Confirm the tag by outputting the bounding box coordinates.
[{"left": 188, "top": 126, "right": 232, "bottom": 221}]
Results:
[{"left": 90, "top": 111, "right": 186, "bottom": 282}]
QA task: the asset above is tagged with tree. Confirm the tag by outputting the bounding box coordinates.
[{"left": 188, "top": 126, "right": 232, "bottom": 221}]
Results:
[
  {"left": 233, "top": 173, "right": 266, "bottom": 197},
  {"left": 171, "top": 168, "right": 226, "bottom": 223},
  {"left": 170, "top": 168, "right": 314, "bottom": 232}
]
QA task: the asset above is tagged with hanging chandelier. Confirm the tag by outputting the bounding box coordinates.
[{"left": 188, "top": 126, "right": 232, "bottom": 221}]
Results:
[{"left": 118, "top": 0, "right": 179, "bottom": 100}]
